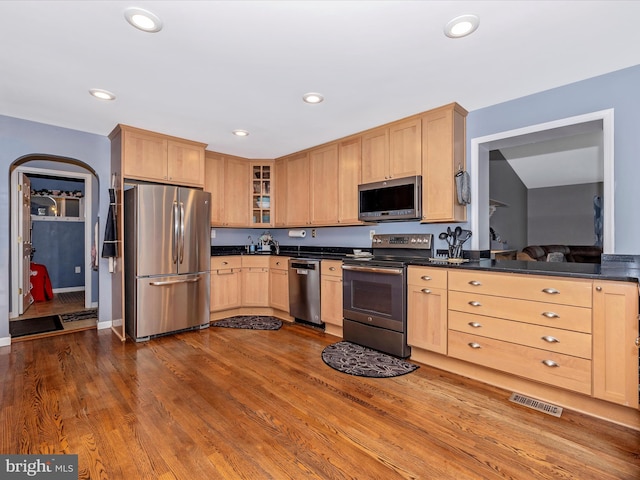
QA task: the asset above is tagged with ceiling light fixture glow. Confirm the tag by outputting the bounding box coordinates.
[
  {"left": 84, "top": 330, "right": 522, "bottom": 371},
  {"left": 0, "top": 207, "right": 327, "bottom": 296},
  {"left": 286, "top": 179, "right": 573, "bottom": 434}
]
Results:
[
  {"left": 302, "top": 92, "right": 324, "bottom": 104},
  {"left": 124, "top": 7, "right": 163, "bottom": 33},
  {"left": 232, "top": 129, "right": 249, "bottom": 137},
  {"left": 89, "top": 88, "right": 116, "bottom": 101},
  {"left": 444, "top": 14, "right": 479, "bottom": 38}
]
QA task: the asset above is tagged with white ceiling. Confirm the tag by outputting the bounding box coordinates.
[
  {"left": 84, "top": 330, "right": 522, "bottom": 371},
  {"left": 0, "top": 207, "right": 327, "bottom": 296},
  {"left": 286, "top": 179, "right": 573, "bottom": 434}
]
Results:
[{"left": 1, "top": 1, "right": 639, "bottom": 159}]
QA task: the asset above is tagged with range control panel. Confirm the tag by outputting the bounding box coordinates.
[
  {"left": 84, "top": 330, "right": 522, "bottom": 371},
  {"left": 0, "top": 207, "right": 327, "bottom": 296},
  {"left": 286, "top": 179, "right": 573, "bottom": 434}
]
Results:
[{"left": 372, "top": 233, "right": 433, "bottom": 250}]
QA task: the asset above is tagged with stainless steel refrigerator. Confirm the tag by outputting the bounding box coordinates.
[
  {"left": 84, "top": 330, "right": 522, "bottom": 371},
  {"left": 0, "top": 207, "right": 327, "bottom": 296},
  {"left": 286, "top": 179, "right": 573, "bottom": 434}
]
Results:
[{"left": 124, "top": 184, "right": 211, "bottom": 341}]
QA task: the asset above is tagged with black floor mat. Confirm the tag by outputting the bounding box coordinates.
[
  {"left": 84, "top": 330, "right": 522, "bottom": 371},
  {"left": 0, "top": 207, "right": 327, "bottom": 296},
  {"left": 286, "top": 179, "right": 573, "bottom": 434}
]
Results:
[{"left": 10, "top": 315, "right": 64, "bottom": 338}]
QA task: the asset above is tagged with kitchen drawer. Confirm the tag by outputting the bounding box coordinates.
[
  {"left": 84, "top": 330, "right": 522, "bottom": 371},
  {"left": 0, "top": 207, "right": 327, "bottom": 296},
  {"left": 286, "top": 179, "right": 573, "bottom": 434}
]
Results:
[
  {"left": 211, "top": 255, "right": 241, "bottom": 270},
  {"left": 448, "top": 330, "right": 592, "bottom": 395},
  {"left": 408, "top": 266, "right": 447, "bottom": 290},
  {"left": 242, "top": 255, "right": 270, "bottom": 268},
  {"left": 448, "top": 291, "right": 592, "bottom": 333},
  {"left": 321, "top": 260, "right": 343, "bottom": 277},
  {"left": 448, "top": 311, "right": 592, "bottom": 359},
  {"left": 270, "top": 255, "right": 290, "bottom": 270},
  {"left": 448, "top": 270, "right": 592, "bottom": 307}
]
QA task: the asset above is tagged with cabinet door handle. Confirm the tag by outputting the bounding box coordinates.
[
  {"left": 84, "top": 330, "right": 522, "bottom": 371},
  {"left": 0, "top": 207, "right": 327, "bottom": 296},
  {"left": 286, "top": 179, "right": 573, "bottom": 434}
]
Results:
[
  {"left": 468, "top": 301, "right": 481, "bottom": 307},
  {"left": 541, "top": 335, "right": 559, "bottom": 343},
  {"left": 541, "top": 359, "right": 559, "bottom": 368},
  {"left": 595, "top": 286, "right": 602, "bottom": 292},
  {"left": 468, "top": 322, "right": 482, "bottom": 328},
  {"left": 542, "top": 288, "right": 559, "bottom": 295},
  {"left": 468, "top": 342, "right": 482, "bottom": 349},
  {"left": 222, "top": 261, "right": 228, "bottom": 265},
  {"left": 635, "top": 337, "right": 640, "bottom": 348},
  {"left": 541, "top": 311, "right": 559, "bottom": 319},
  {"left": 468, "top": 280, "right": 481, "bottom": 286},
  {"left": 329, "top": 267, "right": 336, "bottom": 271},
  {"left": 421, "top": 288, "right": 432, "bottom": 294},
  {"left": 421, "top": 275, "right": 432, "bottom": 281}
]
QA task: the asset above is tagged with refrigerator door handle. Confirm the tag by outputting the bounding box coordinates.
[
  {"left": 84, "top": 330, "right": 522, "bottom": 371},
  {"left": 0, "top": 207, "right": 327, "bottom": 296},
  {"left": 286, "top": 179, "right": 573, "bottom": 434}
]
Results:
[
  {"left": 172, "top": 201, "right": 179, "bottom": 264},
  {"left": 149, "top": 277, "right": 201, "bottom": 286},
  {"left": 179, "top": 202, "right": 185, "bottom": 264}
]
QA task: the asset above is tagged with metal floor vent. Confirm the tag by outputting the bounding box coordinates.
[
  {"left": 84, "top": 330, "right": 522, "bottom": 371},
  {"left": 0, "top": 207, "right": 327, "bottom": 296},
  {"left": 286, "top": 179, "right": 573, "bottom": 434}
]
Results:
[{"left": 509, "top": 393, "right": 563, "bottom": 417}]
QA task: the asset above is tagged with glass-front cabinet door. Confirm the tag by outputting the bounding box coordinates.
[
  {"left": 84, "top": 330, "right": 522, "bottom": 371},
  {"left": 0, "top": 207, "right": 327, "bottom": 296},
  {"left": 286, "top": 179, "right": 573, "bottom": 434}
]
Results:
[{"left": 251, "top": 163, "right": 272, "bottom": 226}]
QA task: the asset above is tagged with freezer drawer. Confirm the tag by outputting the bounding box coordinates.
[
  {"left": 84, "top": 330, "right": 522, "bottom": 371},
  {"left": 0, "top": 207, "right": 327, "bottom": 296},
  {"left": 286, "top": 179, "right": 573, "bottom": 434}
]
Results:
[{"left": 128, "top": 273, "right": 210, "bottom": 340}]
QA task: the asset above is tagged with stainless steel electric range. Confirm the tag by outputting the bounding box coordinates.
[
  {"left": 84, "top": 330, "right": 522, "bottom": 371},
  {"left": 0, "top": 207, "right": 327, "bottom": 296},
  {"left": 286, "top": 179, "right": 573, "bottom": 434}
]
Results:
[{"left": 342, "top": 233, "right": 434, "bottom": 358}]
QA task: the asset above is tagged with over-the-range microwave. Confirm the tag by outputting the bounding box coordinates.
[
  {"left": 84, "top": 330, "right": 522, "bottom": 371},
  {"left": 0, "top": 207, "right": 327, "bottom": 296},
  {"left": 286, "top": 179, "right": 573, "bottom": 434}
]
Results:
[{"left": 358, "top": 175, "right": 422, "bottom": 222}]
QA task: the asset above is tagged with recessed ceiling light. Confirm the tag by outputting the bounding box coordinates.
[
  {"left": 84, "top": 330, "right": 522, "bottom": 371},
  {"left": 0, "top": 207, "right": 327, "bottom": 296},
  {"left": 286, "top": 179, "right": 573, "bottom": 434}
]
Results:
[
  {"left": 302, "top": 92, "right": 324, "bottom": 104},
  {"left": 232, "top": 129, "right": 249, "bottom": 137},
  {"left": 444, "top": 14, "right": 479, "bottom": 38},
  {"left": 124, "top": 7, "right": 163, "bottom": 33},
  {"left": 89, "top": 88, "right": 116, "bottom": 101}
]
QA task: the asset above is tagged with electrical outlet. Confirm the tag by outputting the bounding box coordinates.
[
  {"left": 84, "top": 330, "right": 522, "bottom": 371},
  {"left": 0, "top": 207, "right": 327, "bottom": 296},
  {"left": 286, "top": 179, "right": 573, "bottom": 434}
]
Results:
[
  {"left": 369, "top": 230, "right": 376, "bottom": 240},
  {"left": 312, "top": 229, "right": 316, "bottom": 238},
  {"left": 210, "top": 229, "right": 216, "bottom": 239},
  {"left": 74, "top": 266, "right": 81, "bottom": 273}
]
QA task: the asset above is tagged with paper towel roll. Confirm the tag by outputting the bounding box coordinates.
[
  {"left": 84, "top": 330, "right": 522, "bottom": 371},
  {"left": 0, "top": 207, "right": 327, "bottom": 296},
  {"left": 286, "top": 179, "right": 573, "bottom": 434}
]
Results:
[{"left": 288, "top": 229, "right": 307, "bottom": 238}]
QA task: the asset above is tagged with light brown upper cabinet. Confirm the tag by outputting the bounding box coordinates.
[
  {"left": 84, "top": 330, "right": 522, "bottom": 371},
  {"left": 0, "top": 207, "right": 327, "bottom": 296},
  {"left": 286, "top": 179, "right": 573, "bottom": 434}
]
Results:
[
  {"left": 112, "top": 124, "right": 206, "bottom": 188},
  {"left": 310, "top": 144, "right": 339, "bottom": 225},
  {"left": 282, "top": 151, "right": 311, "bottom": 226},
  {"left": 274, "top": 158, "right": 287, "bottom": 227},
  {"left": 421, "top": 103, "right": 467, "bottom": 223},
  {"left": 361, "top": 118, "right": 422, "bottom": 184},
  {"left": 204, "top": 151, "right": 251, "bottom": 227},
  {"left": 337, "top": 136, "right": 363, "bottom": 224}
]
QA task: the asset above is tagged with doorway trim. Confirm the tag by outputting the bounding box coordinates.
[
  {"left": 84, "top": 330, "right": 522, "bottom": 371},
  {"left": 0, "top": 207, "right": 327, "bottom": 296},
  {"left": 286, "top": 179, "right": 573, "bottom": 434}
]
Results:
[
  {"left": 469, "top": 108, "right": 614, "bottom": 253},
  {"left": 10, "top": 166, "right": 94, "bottom": 318}
]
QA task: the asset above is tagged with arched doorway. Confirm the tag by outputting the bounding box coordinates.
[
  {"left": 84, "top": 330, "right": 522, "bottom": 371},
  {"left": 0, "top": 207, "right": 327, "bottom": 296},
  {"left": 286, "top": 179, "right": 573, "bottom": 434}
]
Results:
[{"left": 9, "top": 155, "right": 99, "bottom": 336}]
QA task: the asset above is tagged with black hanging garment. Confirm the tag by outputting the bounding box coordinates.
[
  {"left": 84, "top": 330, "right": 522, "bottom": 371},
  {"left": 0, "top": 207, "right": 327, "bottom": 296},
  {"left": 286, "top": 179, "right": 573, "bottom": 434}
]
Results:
[{"left": 102, "top": 188, "right": 118, "bottom": 258}]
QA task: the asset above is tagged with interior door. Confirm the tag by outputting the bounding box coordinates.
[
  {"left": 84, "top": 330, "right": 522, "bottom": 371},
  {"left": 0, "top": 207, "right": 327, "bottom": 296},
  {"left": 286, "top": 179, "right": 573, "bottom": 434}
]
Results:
[{"left": 19, "top": 173, "right": 34, "bottom": 314}]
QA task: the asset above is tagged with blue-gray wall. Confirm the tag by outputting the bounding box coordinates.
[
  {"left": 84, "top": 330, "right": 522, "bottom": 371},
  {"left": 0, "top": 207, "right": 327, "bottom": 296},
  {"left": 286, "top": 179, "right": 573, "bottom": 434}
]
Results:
[
  {"left": 0, "top": 115, "right": 111, "bottom": 340},
  {"left": 468, "top": 64, "right": 640, "bottom": 255}
]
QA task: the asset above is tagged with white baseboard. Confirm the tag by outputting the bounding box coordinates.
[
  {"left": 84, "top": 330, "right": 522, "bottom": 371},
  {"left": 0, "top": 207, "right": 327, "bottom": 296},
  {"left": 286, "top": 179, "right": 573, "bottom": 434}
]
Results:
[
  {"left": 0, "top": 336, "right": 11, "bottom": 347},
  {"left": 97, "top": 320, "right": 112, "bottom": 330},
  {"left": 52, "top": 287, "right": 85, "bottom": 293}
]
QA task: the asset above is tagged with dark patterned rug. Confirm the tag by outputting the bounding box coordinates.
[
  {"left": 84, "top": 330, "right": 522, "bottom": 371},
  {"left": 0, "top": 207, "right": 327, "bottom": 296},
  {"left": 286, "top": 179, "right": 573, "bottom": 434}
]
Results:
[
  {"left": 322, "top": 341, "right": 419, "bottom": 378},
  {"left": 59, "top": 309, "right": 98, "bottom": 322},
  {"left": 10, "top": 315, "right": 64, "bottom": 338},
  {"left": 211, "top": 315, "right": 282, "bottom": 330}
]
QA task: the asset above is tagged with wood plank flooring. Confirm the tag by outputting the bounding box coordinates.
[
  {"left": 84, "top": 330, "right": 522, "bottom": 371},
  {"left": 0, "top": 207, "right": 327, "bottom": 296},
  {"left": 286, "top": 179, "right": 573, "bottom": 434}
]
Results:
[{"left": 1, "top": 323, "right": 638, "bottom": 479}]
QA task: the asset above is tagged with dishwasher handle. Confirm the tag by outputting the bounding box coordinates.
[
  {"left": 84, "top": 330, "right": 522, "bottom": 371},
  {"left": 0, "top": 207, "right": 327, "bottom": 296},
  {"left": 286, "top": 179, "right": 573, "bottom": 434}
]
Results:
[{"left": 290, "top": 262, "right": 318, "bottom": 270}]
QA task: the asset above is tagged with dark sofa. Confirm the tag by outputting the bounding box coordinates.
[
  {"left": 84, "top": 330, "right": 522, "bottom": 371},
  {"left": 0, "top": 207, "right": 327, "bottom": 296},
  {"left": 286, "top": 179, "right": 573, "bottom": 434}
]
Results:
[{"left": 518, "top": 245, "right": 602, "bottom": 263}]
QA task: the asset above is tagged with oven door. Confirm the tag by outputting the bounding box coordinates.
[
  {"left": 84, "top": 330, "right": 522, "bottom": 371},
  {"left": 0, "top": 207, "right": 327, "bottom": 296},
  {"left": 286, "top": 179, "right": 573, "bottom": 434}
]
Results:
[{"left": 342, "top": 264, "right": 406, "bottom": 332}]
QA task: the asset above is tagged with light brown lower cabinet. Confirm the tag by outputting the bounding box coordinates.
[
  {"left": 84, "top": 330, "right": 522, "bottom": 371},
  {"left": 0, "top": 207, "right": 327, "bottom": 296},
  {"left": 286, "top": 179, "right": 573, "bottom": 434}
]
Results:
[
  {"left": 241, "top": 256, "right": 270, "bottom": 307},
  {"left": 210, "top": 256, "right": 242, "bottom": 312},
  {"left": 269, "top": 256, "right": 290, "bottom": 313},
  {"left": 321, "top": 260, "right": 343, "bottom": 337},
  {"left": 407, "top": 266, "right": 448, "bottom": 355}
]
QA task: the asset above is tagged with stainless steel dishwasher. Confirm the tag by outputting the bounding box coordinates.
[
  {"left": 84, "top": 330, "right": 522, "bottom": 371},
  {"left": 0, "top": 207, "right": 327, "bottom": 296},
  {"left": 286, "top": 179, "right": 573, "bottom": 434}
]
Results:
[{"left": 288, "top": 258, "right": 322, "bottom": 325}]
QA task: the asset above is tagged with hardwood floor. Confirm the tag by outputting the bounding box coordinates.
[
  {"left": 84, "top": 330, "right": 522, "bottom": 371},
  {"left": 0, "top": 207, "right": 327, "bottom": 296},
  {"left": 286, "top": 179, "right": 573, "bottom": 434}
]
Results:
[
  {"left": 1, "top": 323, "right": 638, "bottom": 479},
  {"left": 9, "top": 291, "right": 96, "bottom": 341}
]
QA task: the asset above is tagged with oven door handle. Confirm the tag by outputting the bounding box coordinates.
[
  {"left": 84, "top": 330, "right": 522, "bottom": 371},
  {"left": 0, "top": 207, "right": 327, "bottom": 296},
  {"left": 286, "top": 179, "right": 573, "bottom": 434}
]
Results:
[{"left": 341, "top": 265, "right": 404, "bottom": 275}]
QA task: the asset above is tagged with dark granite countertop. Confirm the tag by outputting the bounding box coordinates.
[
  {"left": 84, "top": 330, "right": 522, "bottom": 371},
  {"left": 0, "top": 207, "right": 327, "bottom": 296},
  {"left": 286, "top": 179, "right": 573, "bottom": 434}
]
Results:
[{"left": 211, "top": 246, "right": 640, "bottom": 283}]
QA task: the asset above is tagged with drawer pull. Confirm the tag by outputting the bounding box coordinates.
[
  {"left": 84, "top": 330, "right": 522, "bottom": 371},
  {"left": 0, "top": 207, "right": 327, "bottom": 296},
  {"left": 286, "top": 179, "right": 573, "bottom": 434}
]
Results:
[
  {"left": 541, "top": 335, "right": 559, "bottom": 343},
  {"left": 541, "top": 311, "right": 559, "bottom": 319},
  {"left": 421, "top": 288, "right": 432, "bottom": 294},
  {"left": 468, "top": 322, "right": 482, "bottom": 328},
  {"left": 542, "top": 288, "right": 559, "bottom": 295},
  {"left": 329, "top": 267, "right": 336, "bottom": 271},
  {"left": 635, "top": 337, "right": 640, "bottom": 348},
  {"left": 468, "top": 301, "right": 482, "bottom": 307},
  {"left": 468, "top": 280, "right": 481, "bottom": 286},
  {"left": 468, "top": 342, "right": 482, "bottom": 349},
  {"left": 421, "top": 275, "right": 432, "bottom": 281},
  {"left": 222, "top": 261, "right": 228, "bottom": 265},
  {"left": 595, "top": 286, "right": 602, "bottom": 292},
  {"left": 542, "top": 359, "right": 559, "bottom": 368}
]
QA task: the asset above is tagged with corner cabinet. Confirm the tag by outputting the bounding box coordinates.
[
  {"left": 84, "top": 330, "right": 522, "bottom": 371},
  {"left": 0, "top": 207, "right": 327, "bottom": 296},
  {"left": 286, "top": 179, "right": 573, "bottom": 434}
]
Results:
[
  {"left": 421, "top": 103, "right": 467, "bottom": 223},
  {"left": 112, "top": 124, "right": 206, "bottom": 188},
  {"left": 251, "top": 163, "right": 273, "bottom": 227}
]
